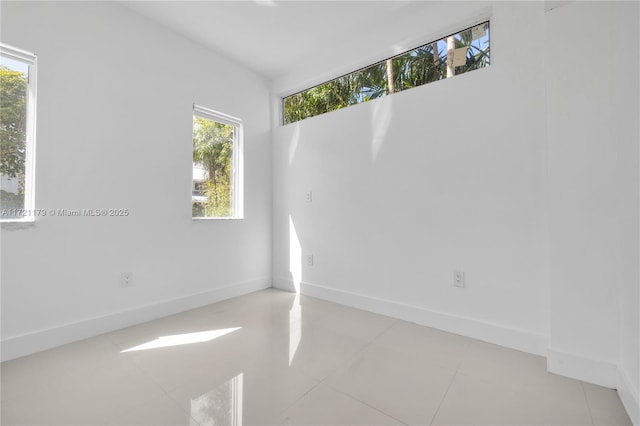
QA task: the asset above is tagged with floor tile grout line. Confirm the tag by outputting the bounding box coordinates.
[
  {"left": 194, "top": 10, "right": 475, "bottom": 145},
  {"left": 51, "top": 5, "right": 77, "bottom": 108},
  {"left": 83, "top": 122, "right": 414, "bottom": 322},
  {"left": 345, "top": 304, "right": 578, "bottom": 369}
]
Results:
[
  {"left": 276, "top": 317, "right": 401, "bottom": 422},
  {"left": 580, "top": 381, "right": 597, "bottom": 426},
  {"left": 100, "top": 335, "right": 194, "bottom": 424},
  {"left": 317, "top": 317, "right": 466, "bottom": 388},
  {"left": 271, "top": 379, "right": 323, "bottom": 422},
  {"left": 106, "top": 391, "right": 200, "bottom": 426},
  {"left": 321, "top": 380, "right": 409, "bottom": 425},
  {"left": 105, "top": 329, "right": 211, "bottom": 425},
  {"left": 428, "top": 369, "right": 459, "bottom": 425},
  {"left": 453, "top": 336, "right": 474, "bottom": 373},
  {"left": 162, "top": 388, "right": 204, "bottom": 426},
  {"left": 316, "top": 319, "right": 400, "bottom": 385},
  {"left": 370, "top": 318, "right": 402, "bottom": 344},
  {"left": 117, "top": 350, "right": 175, "bottom": 397}
]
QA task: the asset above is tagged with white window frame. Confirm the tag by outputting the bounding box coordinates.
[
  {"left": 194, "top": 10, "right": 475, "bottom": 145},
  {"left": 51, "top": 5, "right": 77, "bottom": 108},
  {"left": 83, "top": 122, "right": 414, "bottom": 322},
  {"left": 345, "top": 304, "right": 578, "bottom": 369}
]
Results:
[
  {"left": 192, "top": 104, "right": 244, "bottom": 220},
  {"left": 281, "top": 20, "right": 490, "bottom": 125},
  {"left": 0, "top": 44, "right": 37, "bottom": 223}
]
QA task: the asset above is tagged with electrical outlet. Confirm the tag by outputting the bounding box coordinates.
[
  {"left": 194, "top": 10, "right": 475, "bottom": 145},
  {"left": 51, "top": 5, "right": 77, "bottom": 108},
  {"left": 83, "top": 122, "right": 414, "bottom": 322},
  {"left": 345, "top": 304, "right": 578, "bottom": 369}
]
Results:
[
  {"left": 305, "top": 191, "right": 313, "bottom": 203},
  {"left": 454, "top": 270, "right": 465, "bottom": 287},
  {"left": 120, "top": 272, "right": 133, "bottom": 288},
  {"left": 307, "top": 254, "right": 314, "bottom": 266}
]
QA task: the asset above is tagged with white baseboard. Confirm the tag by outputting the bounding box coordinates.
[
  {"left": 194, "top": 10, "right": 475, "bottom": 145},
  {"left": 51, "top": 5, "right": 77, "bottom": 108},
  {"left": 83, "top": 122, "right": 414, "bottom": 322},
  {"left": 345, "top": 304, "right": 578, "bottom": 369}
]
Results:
[
  {"left": 618, "top": 367, "right": 640, "bottom": 426},
  {"left": 273, "top": 276, "right": 297, "bottom": 293},
  {"left": 274, "top": 278, "right": 548, "bottom": 356},
  {"left": 547, "top": 348, "right": 618, "bottom": 388},
  {"left": 1, "top": 277, "right": 271, "bottom": 362}
]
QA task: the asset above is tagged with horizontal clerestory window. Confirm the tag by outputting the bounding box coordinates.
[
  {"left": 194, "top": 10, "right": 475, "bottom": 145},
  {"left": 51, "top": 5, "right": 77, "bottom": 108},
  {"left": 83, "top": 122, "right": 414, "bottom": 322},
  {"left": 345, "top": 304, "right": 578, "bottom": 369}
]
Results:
[{"left": 283, "top": 21, "right": 490, "bottom": 125}]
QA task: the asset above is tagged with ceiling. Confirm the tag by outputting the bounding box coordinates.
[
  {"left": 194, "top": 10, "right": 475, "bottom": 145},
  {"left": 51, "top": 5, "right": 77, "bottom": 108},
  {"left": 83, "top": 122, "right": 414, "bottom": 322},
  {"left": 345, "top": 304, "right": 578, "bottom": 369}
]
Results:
[{"left": 119, "top": 1, "right": 439, "bottom": 82}]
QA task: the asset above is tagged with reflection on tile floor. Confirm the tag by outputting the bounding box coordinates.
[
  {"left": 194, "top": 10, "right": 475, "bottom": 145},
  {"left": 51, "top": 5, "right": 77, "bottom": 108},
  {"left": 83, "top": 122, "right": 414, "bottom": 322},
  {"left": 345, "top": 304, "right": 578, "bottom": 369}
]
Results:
[{"left": 1, "top": 289, "right": 632, "bottom": 425}]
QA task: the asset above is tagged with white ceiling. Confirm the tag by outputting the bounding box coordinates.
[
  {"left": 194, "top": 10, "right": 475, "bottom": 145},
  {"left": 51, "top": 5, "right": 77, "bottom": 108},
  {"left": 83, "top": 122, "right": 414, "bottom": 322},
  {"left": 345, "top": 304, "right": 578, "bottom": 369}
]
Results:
[{"left": 119, "top": 1, "right": 440, "bottom": 82}]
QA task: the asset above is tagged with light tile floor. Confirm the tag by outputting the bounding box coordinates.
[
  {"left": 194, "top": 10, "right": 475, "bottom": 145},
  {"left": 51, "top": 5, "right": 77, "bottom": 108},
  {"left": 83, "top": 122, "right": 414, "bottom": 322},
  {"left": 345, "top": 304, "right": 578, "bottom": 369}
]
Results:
[{"left": 0, "top": 289, "right": 632, "bottom": 425}]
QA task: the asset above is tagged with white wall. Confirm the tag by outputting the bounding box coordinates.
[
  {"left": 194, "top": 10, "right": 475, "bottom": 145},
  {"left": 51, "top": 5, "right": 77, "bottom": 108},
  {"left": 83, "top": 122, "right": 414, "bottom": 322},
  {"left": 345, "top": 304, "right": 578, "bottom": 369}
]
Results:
[
  {"left": 0, "top": 1, "right": 272, "bottom": 360},
  {"left": 273, "top": 1, "right": 550, "bottom": 355},
  {"left": 545, "top": 1, "right": 620, "bottom": 383},
  {"left": 613, "top": 2, "right": 640, "bottom": 421},
  {"left": 545, "top": 4, "right": 639, "bottom": 421}
]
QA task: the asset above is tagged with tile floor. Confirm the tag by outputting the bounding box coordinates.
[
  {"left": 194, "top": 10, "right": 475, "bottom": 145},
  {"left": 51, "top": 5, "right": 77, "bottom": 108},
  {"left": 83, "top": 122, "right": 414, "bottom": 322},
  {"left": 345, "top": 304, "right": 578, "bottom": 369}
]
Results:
[{"left": 0, "top": 288, "right": 632, "bottom": 425}]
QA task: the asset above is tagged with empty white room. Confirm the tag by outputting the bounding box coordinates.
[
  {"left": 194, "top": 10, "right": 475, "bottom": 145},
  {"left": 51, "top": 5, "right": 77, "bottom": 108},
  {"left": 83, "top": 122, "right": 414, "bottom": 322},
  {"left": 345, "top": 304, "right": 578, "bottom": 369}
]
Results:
[{"left": 0, "top": 1, "right": 638, "bottom": 425}]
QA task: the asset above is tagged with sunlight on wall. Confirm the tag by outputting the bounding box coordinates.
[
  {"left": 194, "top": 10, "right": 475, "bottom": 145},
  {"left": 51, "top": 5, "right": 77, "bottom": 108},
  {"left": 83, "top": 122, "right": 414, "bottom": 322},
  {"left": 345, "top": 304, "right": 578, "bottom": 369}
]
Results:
[
  {"left": 391, "top": 42, "right": 411, "bottom": 56},
  {"left": 289, "top": 215, "right": 302, "bottom": 292},
  {"left": 288, "top": 215, "right": 303, "bottom": 365},
  {"left": 254, "top": 0, "right": 277, "bottom": 7},
  {"left": 289, "top": 293, "right": 302, "bottom": 366},
  {"left": 288, "top": 124, "right": 301, "bottom": 165},
  {"left": 191, "top": 373, "right": 244, "bottom": 426},
  {"left": 121, "top": 327, "right": 241, "bottom": 352},
  {"left": 370, "top": 97, "right": 393, "bottom": 161}
]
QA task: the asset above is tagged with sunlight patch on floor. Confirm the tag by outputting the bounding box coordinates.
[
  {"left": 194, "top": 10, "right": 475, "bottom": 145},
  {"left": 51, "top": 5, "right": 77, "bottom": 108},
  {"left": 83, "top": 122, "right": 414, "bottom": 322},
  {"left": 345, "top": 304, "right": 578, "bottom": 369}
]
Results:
[{"left": 121, "top": 327, "right": 241, "bottom": 352}]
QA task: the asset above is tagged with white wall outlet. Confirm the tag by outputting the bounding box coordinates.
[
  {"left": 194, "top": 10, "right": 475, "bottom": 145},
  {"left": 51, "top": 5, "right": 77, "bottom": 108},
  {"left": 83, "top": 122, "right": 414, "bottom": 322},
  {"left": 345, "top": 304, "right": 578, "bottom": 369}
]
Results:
[
  {"left": 307, "top": 254, "right": 314, "bottom": 266},
  {"left": 305, "top": 191, "right": 313, "bottom": 203},
  {"left": 454, "top": 270, "right": 465, "bottom": 287},
  {"left": 120, "top": 272, "right": 133, "bottom": 288}
]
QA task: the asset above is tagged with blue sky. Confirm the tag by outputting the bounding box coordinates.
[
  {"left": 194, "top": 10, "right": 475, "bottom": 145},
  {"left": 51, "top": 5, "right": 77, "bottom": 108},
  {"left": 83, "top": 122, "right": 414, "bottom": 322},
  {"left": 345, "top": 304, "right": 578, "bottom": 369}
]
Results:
[{"left": 1, "top": 55, "right": 28, "bottom": 75}]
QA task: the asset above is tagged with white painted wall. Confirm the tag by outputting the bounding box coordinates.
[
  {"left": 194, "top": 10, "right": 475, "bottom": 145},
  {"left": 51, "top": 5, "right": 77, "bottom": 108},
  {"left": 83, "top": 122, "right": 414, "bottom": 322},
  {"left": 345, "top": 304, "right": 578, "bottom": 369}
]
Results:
[
  {"left": 273, "top": 1, "right": 550, "bottom": 355},
  {"left": 612, "top": 2, "right": 640, "bottom": 421},
  {"left": 545, "top": 0, "right": 619, "bottom": 381},
  {"left": 0, "top": 1, "right": 272, "bottom": 360},
  {"left": 545, "top": 4, "right": 639, "bottom": 417}
]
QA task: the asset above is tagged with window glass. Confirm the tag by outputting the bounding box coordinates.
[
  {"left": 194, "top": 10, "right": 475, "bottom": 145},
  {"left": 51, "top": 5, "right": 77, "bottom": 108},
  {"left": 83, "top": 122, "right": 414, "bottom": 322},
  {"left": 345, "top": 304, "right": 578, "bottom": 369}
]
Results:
[
  {"left": 1, "top": 44, "right": 36, "bottom": 221},
  {"left": 192, "top": 106, "right": 243, "bottom": 219},
  {"left": 283, "top": 22, "right": 490, "bottom": 125}
]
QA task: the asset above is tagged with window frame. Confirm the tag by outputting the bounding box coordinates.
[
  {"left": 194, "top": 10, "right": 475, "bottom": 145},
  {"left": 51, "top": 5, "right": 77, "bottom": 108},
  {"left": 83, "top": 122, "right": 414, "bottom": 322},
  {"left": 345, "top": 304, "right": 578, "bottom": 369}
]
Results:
[
  {"left": 281, "top": 20, "right": 490, "bottom": 125},
  {"left": 191, "top": 104, "right": 244, "bottom": 220},
  {"left": 0, "top": 43, "right": 37, "bottom": 223}
]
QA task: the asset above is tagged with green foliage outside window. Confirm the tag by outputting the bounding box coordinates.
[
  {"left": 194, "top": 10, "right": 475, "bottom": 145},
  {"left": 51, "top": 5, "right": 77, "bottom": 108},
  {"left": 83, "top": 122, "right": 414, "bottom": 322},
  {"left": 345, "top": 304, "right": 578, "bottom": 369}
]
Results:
[
  {"left": 0, "top": 65, "right": 27, "bottom": 210},
  {"left": 284, "top": 22, "right": 490, "bottom": 124},
  {"left": 192, "top": 117, "right": 234, "bottom": 218}
]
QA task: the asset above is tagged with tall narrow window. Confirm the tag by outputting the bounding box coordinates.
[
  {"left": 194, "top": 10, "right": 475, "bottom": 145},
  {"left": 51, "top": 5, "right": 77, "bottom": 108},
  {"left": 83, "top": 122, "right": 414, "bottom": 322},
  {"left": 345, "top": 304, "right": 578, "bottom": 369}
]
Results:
[
  {"left": 192, "top": 105, "right": 243, "bottom": 219},
  {"left": 0, "top": 44, "right": 37, "bottom": 222}
]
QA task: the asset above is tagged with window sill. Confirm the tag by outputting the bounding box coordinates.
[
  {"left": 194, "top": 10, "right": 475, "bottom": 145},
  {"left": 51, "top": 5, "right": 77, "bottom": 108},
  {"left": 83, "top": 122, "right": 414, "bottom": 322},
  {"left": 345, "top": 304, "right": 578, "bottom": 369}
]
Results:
[
  {"left": 1, "top": 219, "right": 36, "bottom": 230},
  {"left": 192, "top": 217, "right": 244, "bottom": 221}
]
